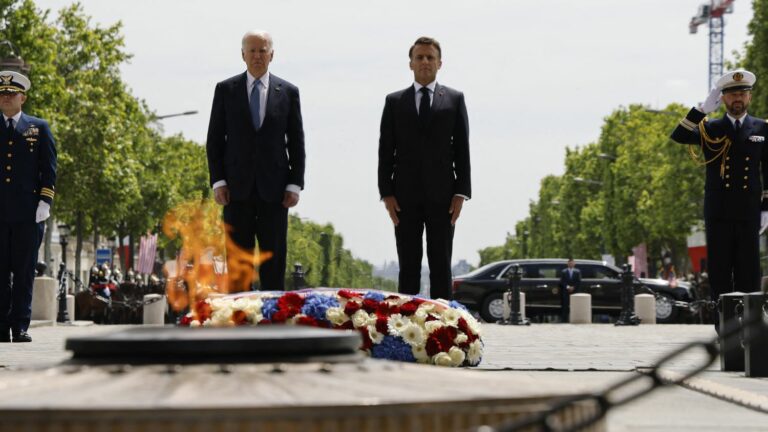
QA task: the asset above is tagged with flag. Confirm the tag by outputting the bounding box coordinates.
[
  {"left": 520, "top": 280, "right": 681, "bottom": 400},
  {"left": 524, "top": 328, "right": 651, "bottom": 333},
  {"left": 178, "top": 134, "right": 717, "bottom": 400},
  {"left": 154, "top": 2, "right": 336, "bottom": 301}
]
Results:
[{"left": 137, "top": 233, "right": 158, "bottom": 275}]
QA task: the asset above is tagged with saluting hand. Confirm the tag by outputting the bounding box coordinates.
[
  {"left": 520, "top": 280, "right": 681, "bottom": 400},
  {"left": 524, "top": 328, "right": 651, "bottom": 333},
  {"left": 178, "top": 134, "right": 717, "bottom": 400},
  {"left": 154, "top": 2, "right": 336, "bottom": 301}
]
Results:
[
  {"left": 699, "top": 86, "right": 722, "bottom": 114},
  {"left": 449, "top": 195, "right": 465, "bottom": 226},
  {"left": 383, "top": 196, "right": 400, "bottom": 226}
]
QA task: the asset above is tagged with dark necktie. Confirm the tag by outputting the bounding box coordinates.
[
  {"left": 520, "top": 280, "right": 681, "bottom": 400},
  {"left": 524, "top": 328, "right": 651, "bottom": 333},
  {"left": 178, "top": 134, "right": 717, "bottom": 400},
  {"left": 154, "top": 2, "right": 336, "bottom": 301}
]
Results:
[
  {"left": 734, "top": 119, "right": 741, "bottom": 135},
  {"left": 419, "top": 87, "right": 431, "bottom": 123},
  {"left": 250, "top": 80, "right": 261, "bottom": 130}
]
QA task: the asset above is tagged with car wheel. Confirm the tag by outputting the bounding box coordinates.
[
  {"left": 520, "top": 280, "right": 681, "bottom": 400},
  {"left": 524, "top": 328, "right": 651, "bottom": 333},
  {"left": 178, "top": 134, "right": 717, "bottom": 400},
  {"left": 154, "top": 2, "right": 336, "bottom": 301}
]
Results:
[
  {"left": 480, "top": 293, "right": 504, "bottom": 323},
  {"left": 655, "top": 292, "right": 679, "bottom": 323}
]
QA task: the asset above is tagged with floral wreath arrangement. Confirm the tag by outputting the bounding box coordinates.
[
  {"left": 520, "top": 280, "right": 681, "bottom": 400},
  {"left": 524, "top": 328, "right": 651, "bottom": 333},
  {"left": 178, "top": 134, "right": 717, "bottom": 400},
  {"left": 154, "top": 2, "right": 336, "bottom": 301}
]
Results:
[{"left": 179, "top": 288, "right": 483, "bottom": 367}]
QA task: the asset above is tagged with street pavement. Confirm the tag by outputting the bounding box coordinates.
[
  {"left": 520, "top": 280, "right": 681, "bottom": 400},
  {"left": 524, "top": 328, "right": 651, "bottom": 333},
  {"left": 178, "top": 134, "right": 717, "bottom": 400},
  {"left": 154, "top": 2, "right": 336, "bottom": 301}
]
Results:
[{"left": 1, "top": 321, "right": 767, "bottom": 431}]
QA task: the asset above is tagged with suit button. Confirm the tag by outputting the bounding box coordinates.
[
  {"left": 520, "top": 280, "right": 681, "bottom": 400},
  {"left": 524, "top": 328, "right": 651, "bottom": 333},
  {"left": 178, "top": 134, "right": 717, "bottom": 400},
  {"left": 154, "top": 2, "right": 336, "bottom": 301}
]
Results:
[
  {"left": 726, "top": 165, "right": 730, "bottom": 170},
  {"left": 744, "top": 176, "right": 748, "bottom": 180},
  {"left": 726, "top": 174, "right": 730, "bottom": 178},
  {"left": 726, "top": 156, "right": 730, "bottom": 161},
  {"left": 726, "top": 183, "right": 730, "bottom": 187},
  {"left": 746, "top": 157, "right": 750, "bottom": 161},
  {"left": 4, "top": 178, "right": 8, "bottom": 183},
  {"left": 5, "top": 166, "right": 9, "bottom": 171},
  {"left": 745, "top": 167, "right": 749, "bottom": 171},
  {"left": 744, "top": 185, "right": 748, "bottom": 189},
  {"left": 7, "top": 142, "right": 11, "bottom": 146}
]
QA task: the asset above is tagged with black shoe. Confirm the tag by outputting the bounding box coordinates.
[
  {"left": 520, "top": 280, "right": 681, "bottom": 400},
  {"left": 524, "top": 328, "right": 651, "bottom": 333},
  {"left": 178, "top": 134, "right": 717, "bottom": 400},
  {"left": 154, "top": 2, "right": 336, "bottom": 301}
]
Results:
[
  {"left": 12, "top": 331, "right": 31, "bottom": 343},
  {"left": 0, "top": 327, "right": 9, "bottom": 343}
]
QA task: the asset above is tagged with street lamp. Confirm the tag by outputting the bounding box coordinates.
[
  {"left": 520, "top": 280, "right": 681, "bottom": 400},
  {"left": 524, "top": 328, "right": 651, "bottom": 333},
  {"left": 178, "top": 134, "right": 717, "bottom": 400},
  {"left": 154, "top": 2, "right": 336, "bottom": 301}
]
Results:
[
  {"left": 0, "top": 41, "right": 31, "bottom": 74},
  {"left": 56, "top": 224, "right": 71, "bottom": 323},
  {"left": 155, "top": 110, "right": 198, "bottom": 120},
  {"left": 572, "top": 176, "right": 604, "bottom": 187}
]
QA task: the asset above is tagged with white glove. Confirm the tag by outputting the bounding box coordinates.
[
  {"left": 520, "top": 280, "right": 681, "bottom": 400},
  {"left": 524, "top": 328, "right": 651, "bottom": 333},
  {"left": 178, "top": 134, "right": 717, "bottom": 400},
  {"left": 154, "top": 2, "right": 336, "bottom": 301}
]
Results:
[
  {"left": 699, "top": 86, "right": 722, "bottom": 114},
  {"left": 35, "top": 201, "right": 50, "bottom": 223},
  {"left": 761, "top": 211, "right": 768, "bottom": 234}
]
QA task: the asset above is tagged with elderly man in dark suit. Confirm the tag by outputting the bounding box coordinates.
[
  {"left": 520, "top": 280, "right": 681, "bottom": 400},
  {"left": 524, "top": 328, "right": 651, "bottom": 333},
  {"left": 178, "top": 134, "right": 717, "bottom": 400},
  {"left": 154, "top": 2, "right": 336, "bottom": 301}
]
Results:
[
  {"left": 378, "top": 36, "right": 471, "bottom": 300},
  {"left": 670, "top": 69, "right": 768, "bottom": 327},
  {"left": 558, "top": 258, "right": 581, "bottom": 323},
  {"left": 0, "top": 71, "right": 57, "bottom": 343},
  {"left": 206, "top": 30, "right": 305, "bottom": 291}
]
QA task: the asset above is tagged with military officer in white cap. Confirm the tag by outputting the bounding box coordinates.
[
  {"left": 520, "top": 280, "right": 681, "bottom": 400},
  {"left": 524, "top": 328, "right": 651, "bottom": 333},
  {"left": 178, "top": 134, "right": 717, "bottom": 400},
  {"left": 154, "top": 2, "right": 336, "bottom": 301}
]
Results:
[
  {"left": 0, "top": 71, "right": 57, "bottom": 343},
  {"left": 671, "top": 69, "right": 768, "bottom": 329}
]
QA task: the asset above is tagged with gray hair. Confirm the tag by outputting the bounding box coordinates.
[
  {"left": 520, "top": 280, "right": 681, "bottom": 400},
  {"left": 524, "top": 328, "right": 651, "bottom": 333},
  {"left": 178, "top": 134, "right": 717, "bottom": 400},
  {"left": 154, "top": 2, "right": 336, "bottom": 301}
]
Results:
[{"left": 241, "top": 30, "right": 273, "bottom": 51}]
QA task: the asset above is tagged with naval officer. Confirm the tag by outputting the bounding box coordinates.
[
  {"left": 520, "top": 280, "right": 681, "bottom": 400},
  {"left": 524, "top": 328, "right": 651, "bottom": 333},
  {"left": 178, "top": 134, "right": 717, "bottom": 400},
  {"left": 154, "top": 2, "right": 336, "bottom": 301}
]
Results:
[
  {"left": 0, "top": 71, "right": 56, "bottom": 343},
  {"left": 670, "top": 69, "right": 768, "bottom": 325}
]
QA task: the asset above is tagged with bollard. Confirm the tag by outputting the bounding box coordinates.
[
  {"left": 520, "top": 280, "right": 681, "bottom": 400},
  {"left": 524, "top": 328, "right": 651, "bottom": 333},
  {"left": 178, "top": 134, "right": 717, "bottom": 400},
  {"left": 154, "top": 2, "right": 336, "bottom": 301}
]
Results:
[
  {"left": 615, "top": 264, "right": 640, "bottom": 326},
  {"left": 719, "top": 292, "right": 745, "bottom": 372},
  {"left": 634, "top": 294, "right": 656, "bottom": 324},
  {"left": 569, "top": 293, "right": 591, "bottom": 324},
  {"left": 66, "top": 294, "right": 75, "bottom": 322},
  {"left": 743, "top": 292, "right": 768, "bottom": 377},
  {"left": 502, "top": 291, "right": 526, "bottom": 321},
  {"left": 292, "top": 263, "right": 306, "bottom": 290},
  {"left": 499, "top": 264, "right": 529, "bottom": 325},
  {"left": 31, "top": 277, "right": 57, "bottom": 321},
  {"left": 143, "top": 294, "right": 166, "bottom": 325}
]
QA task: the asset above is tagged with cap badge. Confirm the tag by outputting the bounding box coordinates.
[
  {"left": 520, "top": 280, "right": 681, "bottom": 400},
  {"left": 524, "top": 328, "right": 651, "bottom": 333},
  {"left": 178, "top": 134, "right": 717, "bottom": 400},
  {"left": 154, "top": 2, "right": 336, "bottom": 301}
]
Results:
[
  {"left": 734, "top": 72, "right": 744, "bottom": 82},
  {"left": 0, "top": 75, "right": 12, "bottom": 85}
]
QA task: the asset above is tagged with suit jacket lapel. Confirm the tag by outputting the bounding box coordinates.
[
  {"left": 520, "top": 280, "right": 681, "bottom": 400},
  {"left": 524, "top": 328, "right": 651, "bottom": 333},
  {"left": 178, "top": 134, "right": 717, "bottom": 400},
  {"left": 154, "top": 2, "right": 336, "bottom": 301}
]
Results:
[
  {"left": 263, "top": 73, "right": 283, "bottom": 130},
  {"left": 740, "top": 114, "right": 755, "bottom": 142},
  {"left": 15, "top": 113, "right": 29, "bottom": 134},
  {"left": 234, "top": 72, "right": 253, "bottom": 132}
]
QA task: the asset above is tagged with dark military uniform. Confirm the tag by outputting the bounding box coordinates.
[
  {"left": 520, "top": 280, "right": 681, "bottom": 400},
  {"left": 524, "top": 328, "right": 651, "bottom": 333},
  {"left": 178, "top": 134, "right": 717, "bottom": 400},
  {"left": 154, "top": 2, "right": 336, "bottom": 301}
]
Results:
[
  {"left": 670, "top": 108, "right": 768, "bottom": 304},
  {"left": 0, "top": 112, "right": 56, "bottom": 339}
]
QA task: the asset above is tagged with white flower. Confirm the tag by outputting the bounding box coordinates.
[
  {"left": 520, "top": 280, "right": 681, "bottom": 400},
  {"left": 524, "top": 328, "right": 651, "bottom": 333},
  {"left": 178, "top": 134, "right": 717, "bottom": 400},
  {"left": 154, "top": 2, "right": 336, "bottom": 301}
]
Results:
[
  {"left": 326, "top": 307, "right": 349, "bottom": 326},
  {"left": 463, "top": 313, "right": 483, "bottom": 336},
  {"left": 401, "top": 323, "right": 425, "bottom": 347},
  {"left": 411, "top": 344, "right": 429, "bottom": 363},
  {"left": 432, "top": 352, "right": 453, "bottom": 367},
  {"left": 231, "top": 297, "right": 249, "bottom": 311},
  {"left": 454, "top": 334, "right": 468, "bottom": 345},
  {"left": 424, "top": 320, "right": 444, "bottom": 334},
  {"left": 467, "top": 340, "right": 483, "bottom": 366},
  {"left": 413, "top": 309, "right": 428, "bottom": 325},
  {"left": 441, "top": 308, "right": 461, "bottom": 326},
  {"left": 367, "top": 325, "right": 384, "bottom": 344},
  {"left": 417, "top": 303, "right": 436, "bottom": 313},
  {"left": 387, "top": 314, "right": 410, "bottom": 336},
  {"left": 448, "top": 346, "right": 466, "bottom": 367},
  {"left": 201, "top": 319, "right": 213, "bottom": 327},
  {"left": 351, "top": 309, "right": 370, "bottom": 328},
  {"left": 189, "top": 320, "right": 201, "bottom": 327}
]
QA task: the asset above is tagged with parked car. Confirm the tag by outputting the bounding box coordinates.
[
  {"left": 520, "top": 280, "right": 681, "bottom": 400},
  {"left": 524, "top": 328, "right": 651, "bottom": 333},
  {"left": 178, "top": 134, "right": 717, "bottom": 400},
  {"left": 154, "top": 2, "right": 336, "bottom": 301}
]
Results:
[{"left": 452, "top": 259, "right": 698, "bottom": 323}]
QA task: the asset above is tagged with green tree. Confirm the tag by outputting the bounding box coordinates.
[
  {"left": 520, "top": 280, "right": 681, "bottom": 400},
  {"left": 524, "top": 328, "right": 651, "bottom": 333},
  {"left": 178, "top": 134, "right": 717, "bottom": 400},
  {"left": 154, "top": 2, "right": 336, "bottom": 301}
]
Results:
[{"left": 741, "top": 0, "right": 768, "bottom": 117}]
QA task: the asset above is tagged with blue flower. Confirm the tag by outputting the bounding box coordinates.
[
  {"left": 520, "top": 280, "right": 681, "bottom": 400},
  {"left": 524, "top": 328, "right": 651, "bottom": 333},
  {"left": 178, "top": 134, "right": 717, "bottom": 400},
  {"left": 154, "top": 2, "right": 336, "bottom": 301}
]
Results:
[
  {"left": 261, "top": 298, "right": 278, "bottom": 320},
  {"left": 363, "top": 291, "right": 386, "bottom": 302},
  {"left": 449, "top": 300, "right": 468, "bottom": 312},
  {"left": 371, "top": 335, "right": 416, "bottom": 362},
  {"left": 301, "top": 293, "right": 339, "bottom": 322}
]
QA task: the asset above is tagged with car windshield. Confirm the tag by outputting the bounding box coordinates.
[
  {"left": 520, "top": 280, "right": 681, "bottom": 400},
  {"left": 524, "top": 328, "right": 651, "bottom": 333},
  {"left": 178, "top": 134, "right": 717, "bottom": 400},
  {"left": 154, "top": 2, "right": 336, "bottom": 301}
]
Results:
[{"left": 456, "top": 261, "right": 508, "bottom": 279}]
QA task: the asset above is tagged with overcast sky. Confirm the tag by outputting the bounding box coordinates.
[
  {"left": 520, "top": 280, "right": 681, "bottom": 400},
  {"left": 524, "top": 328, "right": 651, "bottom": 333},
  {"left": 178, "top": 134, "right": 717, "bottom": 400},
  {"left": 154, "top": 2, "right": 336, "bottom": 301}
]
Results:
[{"left": 35, "top": 0, "right": 755, "bottom": 267}]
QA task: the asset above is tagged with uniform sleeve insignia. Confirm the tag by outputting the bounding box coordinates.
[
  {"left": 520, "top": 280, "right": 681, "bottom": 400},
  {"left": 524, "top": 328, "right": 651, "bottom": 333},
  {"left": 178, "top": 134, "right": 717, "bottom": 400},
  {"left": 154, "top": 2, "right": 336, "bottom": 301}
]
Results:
[{"left": 748, "top": 135, "right": 765, "bottom": 142}]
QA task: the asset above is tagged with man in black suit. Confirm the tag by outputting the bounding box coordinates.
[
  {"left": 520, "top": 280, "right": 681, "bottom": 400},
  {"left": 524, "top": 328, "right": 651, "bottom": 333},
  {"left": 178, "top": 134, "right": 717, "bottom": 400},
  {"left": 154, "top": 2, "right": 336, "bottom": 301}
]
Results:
[
  {"left": 0, "top": 71, "right": 57, "bottom": 343},
  {"left": 378, "top": 37, "right": 471, "bottom": 300},
  {"left": 670, "top": 69, "right": 768, "bottom": 326},
  {"left": 206, "top": 30, "right": 305, "bottom": 291},
  {"left": 558, "top": 258, "right": 581, "bottom": 323}
]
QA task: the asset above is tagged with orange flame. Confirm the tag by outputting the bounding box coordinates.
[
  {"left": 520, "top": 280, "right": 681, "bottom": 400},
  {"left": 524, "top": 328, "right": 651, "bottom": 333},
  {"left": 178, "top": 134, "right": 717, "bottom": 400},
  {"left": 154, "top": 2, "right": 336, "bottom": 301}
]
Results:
[{"left": 162, "top": 199, "right": 273, "bottom": 311}]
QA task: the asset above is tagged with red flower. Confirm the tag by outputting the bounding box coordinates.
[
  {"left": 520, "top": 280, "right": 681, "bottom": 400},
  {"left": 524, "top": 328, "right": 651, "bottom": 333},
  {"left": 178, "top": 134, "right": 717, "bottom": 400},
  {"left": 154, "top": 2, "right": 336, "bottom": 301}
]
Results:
[
  {"left": 338, "top": 289, "right": 362, "bottom": 299},
  {"left": 400, "top": 301, "right": 419, "bottom": 316},
  {"left": 344, "top": 300, "right": 361, "bottom": 315},
  {"left": 376, "top": 302, "right": 399, "bottom": 316},
  {"left": 425, "top": 314, "right": 439, "bottom": 322},
  {"left": 358, "top": 328, "right": 373, "bottom": 351},
  {"left": 385, "top": 295, "right": 400, "bottom": 301},
  {"left": 296, "top": 316, "right": 320, "bottom": 327},
  {"left": 194, "top": 300, "right": 212, "bottom": 322},
  {"left": 362, "top": 298, "right": 379, "bottom": 313},
  {"left": 179, "top": 314, "right": 193, "bottom": 326},
  {"left": 258, "top": 319, "right": 272, "bottom": 325},
  {"left": 277, "top": 292, "right": 304, "bottom": 316},
  {"left": 231, "top": 310, "right": 249, "bottom": 326},
  {"left": 458, "top": 317, "right": 478, "bottom": 342},
  {"left": 335, "top": 321, "right": 354, "bottom": 330},
  {"left": 271, "top": 309, "right": 290, "bottom": 323},
  {"left": 425, "top": 326, "right": 458, "bottom": 356},
  {"left": 375, "top": 316, "right": 389, "bottom": 334}
]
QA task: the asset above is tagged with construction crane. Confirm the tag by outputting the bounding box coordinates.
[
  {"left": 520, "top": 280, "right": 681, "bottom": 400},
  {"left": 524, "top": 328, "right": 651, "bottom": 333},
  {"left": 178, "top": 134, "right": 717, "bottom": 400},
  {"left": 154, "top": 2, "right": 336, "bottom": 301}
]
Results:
[{"left": 689, "top": 0, "right": 735, "bottom": 90}]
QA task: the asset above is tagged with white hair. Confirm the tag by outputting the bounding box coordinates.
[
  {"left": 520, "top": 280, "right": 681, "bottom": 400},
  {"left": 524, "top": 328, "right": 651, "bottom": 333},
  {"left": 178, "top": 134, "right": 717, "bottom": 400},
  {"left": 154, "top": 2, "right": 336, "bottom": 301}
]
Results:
[{"left": 241, "top": 30, "right": 273, "bottom": 51}]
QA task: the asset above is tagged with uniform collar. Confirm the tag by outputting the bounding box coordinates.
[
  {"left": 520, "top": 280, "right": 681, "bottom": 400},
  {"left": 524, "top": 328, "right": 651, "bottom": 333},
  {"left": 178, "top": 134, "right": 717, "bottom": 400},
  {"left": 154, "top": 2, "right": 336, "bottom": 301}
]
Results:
[
  {"left": 726, "top": 112, "right": 748, "bottom": 125},
  {"left": 413, "top": 81, "right": 437, "bottom": 93},
  {"left": 2, "top": 111, "right": 22, "bottom": 124}
]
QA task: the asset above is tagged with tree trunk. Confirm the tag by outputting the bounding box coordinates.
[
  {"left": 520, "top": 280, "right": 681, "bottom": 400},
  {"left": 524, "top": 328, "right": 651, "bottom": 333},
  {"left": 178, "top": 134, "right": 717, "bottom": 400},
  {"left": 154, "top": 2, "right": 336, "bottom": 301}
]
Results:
[
  {"left": 128, "top": 232, "right": 135, "bottom": 271},
  {"left": 118, "top": 225, "right": 126, "bottom": 272},
  {"left": 75, "top": 211, "right": 84, "bottom": 286}
]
